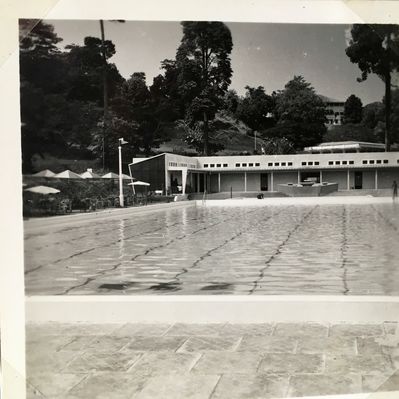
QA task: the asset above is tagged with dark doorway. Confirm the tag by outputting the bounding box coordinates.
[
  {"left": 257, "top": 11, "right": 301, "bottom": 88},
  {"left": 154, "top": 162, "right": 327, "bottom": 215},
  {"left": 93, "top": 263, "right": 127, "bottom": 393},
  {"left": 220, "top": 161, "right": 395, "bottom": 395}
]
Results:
[
  {"left": 199, "top": 174, "right": 205, "bottom": 192},
  {"left": 260, "top": 173, "right": 268, "bottom": 191},
  {"left": 355, "top": 172, "right": 363, "bottom": 189}
]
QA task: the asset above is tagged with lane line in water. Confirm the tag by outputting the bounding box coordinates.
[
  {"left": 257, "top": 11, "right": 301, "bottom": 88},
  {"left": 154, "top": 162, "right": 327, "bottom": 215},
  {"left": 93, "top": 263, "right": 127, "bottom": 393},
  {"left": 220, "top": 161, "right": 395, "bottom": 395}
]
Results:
[
  {"left": 25, "top": 217, "right": 196, "bottom": 275},
  {"left": 248, "top": 206, "right": 318, "bottom": 295},
  {"left": 171, "top": 207, "right": 290, "bottom": 286},
  {"left": 341, "top": 205, "right": 349, "bottom": 295},
  {"left": 56, "top": 208, "right": 260, "bottom": 295}
]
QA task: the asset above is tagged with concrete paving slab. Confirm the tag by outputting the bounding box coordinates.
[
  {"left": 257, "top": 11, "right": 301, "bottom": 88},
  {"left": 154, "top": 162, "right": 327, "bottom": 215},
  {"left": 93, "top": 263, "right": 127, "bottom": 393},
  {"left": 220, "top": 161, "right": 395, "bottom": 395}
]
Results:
[
  {"left": 329, "top": 324, "right": 384, "bottom": 337},
  {"left": 258, "top": 353, "right": 324, "bottom": 374},
  {"left": 287, "top": 374, "right": 362, "bottom": 397},
  {"left": 296, "top": 336, "right": 357, "bottom": 355},
  {"left": 193, "top": 352, "right": 262, "bottom": 374},
  {"left": 325, "top": 354, "right": 394, "bottom": 375},
  {"left": 177, "top": 336, "right": 241, "bottom": 353},
  {"left": 237, "top": 336, "right": 297, "bottom": 353},
  {"left": 63, "top": 351, "right": 141, "bottom": 373},
  {"left": 133, "top": 374, "right": 220, "bottom": 399},
  {"left": 125, "top": 336, "right": 187, "bottom": 352},
  {"left": 274, "top": 323, "right": 328, "bottom": 338},
  {"left": 129, "top": 352, "right": 200, "bottom": 376},
  {"left": 62, "top": 372, "right": 149, "bottom": 399},
  {"left": 211, "top": 374, "right": 289, "bottom": 399}
]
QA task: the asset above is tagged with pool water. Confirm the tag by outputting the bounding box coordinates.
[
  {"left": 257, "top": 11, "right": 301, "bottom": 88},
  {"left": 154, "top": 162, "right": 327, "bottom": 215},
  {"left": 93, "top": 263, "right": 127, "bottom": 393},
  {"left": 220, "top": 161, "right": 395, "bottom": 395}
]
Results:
[{"left": 24, "top": 203, "right": 399, "bottom": 295}]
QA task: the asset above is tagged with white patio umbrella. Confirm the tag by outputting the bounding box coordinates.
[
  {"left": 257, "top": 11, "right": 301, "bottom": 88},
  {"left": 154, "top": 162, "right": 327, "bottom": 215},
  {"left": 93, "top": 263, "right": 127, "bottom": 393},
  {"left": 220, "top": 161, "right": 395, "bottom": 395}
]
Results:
[
  {"left": 102, "top": 172, "right": 132, "bottom": 179},
  {"left": 128, "top": 181, "right": 150, "bottom": 186},
  {"left": 102, "top": 172, "right": 119, "bottom": 179},
  {"left": 54, "top": 170, "right": 83, "bottom": 179},
  {"left": 80, "top": 170, "right": 101, "bottom": 179},
  {"left": 25, "top": 185, "right": 60, "bottom": 195},
  {"left": 32, "top": 169, "right": 56, "bottom": 177},
  {"left": 128, "top": 180, "right": 150, "bottom": 198}
]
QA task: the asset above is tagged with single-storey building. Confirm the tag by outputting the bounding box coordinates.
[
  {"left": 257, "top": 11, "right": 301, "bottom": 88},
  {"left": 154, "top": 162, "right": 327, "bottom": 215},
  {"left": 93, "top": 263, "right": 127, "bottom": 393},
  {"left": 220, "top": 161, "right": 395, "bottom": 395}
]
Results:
[{"left": 129, "top": 143, "right": 399, "bottom": 195}]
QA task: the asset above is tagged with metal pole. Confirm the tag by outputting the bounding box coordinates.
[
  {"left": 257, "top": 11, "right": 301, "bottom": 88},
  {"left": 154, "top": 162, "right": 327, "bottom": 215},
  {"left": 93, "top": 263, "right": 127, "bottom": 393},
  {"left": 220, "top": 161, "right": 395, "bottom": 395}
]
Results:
[
  {"left": 254, "top": 131, "right": 257, "bottom": 152},
  {"left": 118, "top": 144, "right": 124, "bottom": 207}
]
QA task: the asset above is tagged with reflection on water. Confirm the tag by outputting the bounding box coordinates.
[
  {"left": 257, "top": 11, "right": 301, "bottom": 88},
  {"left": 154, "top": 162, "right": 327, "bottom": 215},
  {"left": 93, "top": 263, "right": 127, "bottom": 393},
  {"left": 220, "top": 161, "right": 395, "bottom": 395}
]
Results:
[{"left": 24, "top": 203, "right": 399, "bottom": 296}]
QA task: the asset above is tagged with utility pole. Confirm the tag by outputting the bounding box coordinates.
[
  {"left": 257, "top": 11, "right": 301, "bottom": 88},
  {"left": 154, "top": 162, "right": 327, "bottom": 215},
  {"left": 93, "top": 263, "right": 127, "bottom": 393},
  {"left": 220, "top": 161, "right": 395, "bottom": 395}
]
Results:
[
  {"left": 118, "top": 138, "right": 128, "bottom": 207},
  {"left": 100, "top": 20, "right": 108, "bottom": 171}
]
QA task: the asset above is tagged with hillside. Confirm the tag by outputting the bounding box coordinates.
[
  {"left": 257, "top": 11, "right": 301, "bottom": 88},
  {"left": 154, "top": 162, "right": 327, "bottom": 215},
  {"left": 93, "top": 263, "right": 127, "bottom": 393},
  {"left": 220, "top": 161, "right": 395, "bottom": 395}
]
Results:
[
  {"left": 30, "top": 113, "right": 262, "bottom": 173},
  {"left": 158, "top": 112, "right": 265, "bottom": 155}
]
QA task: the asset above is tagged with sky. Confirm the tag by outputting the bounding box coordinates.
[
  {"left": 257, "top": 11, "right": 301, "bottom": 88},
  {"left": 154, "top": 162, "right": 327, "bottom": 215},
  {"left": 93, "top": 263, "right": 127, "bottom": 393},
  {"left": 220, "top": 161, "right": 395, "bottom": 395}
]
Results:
[{"left": 48, "top": 19, "right": 385, "bottom": 105}]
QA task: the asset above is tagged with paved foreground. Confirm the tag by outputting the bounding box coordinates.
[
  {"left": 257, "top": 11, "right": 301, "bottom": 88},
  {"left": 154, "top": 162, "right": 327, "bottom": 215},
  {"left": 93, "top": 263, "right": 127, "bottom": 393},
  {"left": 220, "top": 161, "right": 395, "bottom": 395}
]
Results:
[
  {"left": 25, "top": 201, "right": 399, "bottom": 295},
  {"left": 27, "top": 322, "right": 399, "bottom": 398}
]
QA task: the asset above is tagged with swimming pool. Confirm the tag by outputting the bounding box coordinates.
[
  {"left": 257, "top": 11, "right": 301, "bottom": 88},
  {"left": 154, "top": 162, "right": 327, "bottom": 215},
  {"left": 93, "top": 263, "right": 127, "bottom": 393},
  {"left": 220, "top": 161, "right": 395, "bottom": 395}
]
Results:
[{"left": 24, "top": 200, "right": 399, "bottom": 295}]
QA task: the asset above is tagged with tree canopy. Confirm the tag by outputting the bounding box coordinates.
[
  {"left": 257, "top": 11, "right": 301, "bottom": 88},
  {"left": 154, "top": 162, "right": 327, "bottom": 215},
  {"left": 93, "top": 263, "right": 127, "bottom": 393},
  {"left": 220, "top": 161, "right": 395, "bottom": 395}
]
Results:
[
  {"left": 346, "top": 24, "right": 399, "bottom": 150},
  {"left": 344, "top": 94, "right": 363, "bottom": 124},
  {"left": 235, "top": 86, "right": 275, "bottom": 133},
  {"left": 175, "top": 22, "right": 233, "bottom": 154},
  {"left": 263, "top": 76, "right": 326, "bottom": 149}
]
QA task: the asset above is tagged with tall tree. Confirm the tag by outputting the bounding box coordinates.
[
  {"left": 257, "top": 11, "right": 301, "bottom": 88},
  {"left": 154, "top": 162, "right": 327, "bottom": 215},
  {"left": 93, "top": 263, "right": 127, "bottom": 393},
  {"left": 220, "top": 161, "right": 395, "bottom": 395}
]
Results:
[
  {"left": 266, "top": 76, "right": 326, "bottom": 149},
  {"left": 235, "top": 86, "right": 275, "bottom": 133},
  {"left": 19, "top": 20, "right": 65, "bottom": 172},
  {"left": 344, "top": 94, "right": 363, "bottom": 124},
  {"left": 346, "top": 24, "right": 399, "bottom": 151},
  {"left": 112, "top": 72, "right": 171, "bottom": 156},
  {"left": 176, "top": 22, "right": 233, "bottom": 155}
]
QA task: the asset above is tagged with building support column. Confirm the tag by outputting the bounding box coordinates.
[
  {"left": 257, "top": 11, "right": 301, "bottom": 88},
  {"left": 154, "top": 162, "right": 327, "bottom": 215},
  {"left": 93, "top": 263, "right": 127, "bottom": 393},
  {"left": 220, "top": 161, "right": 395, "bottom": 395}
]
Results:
[
  {"left": 196, "top": 173, "right": 200, "bottom": 193},
  {"left": 271, "top": 172, "right": 274, "bottom": 192},
  {"left": 182, "top": 168, "right": 187, "bottom": 195},
  {"left": 320, "top": 170, "right": 323, "bottom": 184},
  {"left": 347, "top": 169, "right": 350, "bottom": 190},
  {"left": 297, "top": 170, "right": 301, "bottom": 184},
  {"left": 218, "top": 173, "right": 221, "bottom": 193},
  {"left": 375, "top": 169, "right": 378, "bottom": 190},
  {"left": 244, "top": 172, "right": 247, "bottom": 192}
]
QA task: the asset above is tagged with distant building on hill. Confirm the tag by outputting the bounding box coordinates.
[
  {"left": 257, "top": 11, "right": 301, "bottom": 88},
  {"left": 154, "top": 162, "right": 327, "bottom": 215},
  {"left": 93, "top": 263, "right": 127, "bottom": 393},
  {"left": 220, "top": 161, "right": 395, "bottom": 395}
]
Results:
[{"left": 319, "top": 95, "right": 345, "bottom": 128}]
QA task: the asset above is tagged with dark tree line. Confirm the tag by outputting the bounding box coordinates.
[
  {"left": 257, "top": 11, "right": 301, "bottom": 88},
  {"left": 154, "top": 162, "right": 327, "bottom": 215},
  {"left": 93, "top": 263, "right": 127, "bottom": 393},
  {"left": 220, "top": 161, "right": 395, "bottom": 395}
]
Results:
[
  {"left": 19, "top": 20, "right": 176, "bottom": 173},
  {"left": 21, "top": 20, "right": 398, "bottom": 174}
]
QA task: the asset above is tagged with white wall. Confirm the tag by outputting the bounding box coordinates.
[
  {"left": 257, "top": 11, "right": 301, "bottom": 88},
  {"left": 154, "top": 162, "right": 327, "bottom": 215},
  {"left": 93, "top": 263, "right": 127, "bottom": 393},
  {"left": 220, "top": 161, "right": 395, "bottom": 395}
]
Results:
[
  {"left": 322, "top": 171, "right": 348, "bottom": 190},
  {"left": 220, "top": 173, "right": 245, "bottom": 192},
  {"left": 246, "top": 173, "right": 260, "bottom": 191}
]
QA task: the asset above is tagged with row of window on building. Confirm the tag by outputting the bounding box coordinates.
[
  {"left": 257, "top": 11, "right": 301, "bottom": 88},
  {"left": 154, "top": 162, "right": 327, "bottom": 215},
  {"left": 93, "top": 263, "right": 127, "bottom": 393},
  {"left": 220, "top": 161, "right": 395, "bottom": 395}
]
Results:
[
  {"left": 169, "top": 162, "right": 197, "bottom": 168},
  {"left": 362, "top": 159, "right": 389, "bottom": 165},
  {"left": 201, "top": 159, "right": 397, "bottom": 169}
]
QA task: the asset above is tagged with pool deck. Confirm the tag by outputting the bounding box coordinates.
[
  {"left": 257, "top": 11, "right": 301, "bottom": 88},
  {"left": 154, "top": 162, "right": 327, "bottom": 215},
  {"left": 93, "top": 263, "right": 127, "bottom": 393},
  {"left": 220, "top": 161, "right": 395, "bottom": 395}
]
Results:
[
  {"left": 26, "top": 321, "right": 399, "bottom": 399},
  {"left": 198, "top": 196, "right": 397, "bottom": 207}
]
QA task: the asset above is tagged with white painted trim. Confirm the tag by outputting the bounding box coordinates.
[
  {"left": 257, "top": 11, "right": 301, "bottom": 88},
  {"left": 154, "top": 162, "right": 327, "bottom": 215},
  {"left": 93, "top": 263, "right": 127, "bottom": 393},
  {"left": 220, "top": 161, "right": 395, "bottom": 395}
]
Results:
[
  {"left": 286, "top": 393, "right": 399, "bottom": 399},
  {"left": 26, "top": 295, "right": 399, "bottom": 323},
  {"left": 196, "top": 196, "right": 395, "bottom": 207},
  {"left": 24, "top": 201, "right": 196, "bottom": 233}
]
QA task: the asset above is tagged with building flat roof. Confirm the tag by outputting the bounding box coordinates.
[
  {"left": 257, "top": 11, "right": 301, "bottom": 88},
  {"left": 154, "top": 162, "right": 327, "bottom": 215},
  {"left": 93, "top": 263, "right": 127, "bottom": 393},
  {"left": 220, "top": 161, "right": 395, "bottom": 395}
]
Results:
[{"left": 304, "top": 141, "right": 385, "bottom": 152}]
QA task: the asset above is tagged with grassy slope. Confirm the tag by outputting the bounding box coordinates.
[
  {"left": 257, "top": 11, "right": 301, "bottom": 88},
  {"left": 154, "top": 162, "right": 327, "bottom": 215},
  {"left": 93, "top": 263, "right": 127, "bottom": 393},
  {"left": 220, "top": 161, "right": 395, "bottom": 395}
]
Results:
[
  {"left": 31, "top": 113, "right": 261, "bottom": 173},
  {"left": 158, "top": 113, "right": 265, "bottom": 155}
]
